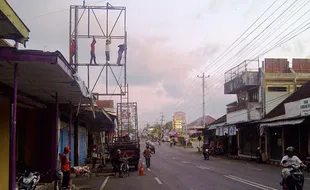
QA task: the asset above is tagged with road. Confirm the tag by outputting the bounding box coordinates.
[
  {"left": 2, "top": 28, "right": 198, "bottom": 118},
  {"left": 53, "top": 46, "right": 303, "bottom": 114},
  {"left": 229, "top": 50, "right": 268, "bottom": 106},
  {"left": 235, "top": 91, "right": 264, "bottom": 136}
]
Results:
[{"left": 102, "top": 142, "right": 310, "bottom": 190}]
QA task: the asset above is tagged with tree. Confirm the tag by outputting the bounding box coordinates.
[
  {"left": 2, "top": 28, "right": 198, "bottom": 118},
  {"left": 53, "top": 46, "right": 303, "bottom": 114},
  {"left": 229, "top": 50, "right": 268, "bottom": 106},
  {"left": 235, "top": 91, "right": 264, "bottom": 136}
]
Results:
[{"left": 164, "top": 121, "right": 172, "bottom": 131}]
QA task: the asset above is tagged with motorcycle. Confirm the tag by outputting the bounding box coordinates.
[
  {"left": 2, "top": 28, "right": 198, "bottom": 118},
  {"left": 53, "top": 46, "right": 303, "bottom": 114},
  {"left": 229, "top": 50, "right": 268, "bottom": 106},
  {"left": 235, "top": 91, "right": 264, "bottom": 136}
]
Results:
[
  {"left": 281, "top": 164, "right": 304, "bottom": 190},
  {"left": 203, "top": 149, "right": 210, "bottom": 160},
  {"left": 18, "top": 169, "right": 50, "bottom": 190},
  {"left": 119, "top": 157, "right": 131, "bottom": 177}
]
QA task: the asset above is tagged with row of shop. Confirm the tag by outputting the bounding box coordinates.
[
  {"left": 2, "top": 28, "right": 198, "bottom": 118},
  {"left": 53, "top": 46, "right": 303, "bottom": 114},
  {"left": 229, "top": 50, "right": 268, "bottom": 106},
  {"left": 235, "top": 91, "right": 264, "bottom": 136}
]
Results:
[
  {"left": 204, "top": 81, "right": 310, "bottom": 161},
  {"left": 0, "top": 47, "right": 116, "bottom": 189}
]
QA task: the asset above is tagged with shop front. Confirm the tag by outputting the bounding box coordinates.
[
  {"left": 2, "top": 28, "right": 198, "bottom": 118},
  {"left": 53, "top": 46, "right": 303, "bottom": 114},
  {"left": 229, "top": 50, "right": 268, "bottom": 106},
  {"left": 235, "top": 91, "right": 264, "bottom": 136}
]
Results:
[{"left": 216, "top": 124, "right": 237, "bottom": 155}]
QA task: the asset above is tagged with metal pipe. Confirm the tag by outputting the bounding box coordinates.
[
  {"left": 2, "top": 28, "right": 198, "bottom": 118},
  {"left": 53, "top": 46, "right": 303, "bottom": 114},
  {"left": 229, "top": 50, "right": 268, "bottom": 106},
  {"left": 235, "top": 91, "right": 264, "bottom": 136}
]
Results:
[
  {"left": 9, "top": 63, "right": 18, "bottom": 190},
  {"left": 69, "top": 102, "right": 72, "bottom": 161},
  {"left": 88, "top": 8, "right": 90, "bottom": 37},
  {"left": 54, "top": 92, "right": 59, "bottom": 185},
  {"left": 69, "top": 7, "right": 72, "bottom": 65},
  {"left": 74, "top": 6, "right": 79, "bottom": 72},
  {"left": 106, "top": 65, "right": 108, "bottom": 94},
  {"left": 87, "top": 65, "right": 90, "bottom": 89}
]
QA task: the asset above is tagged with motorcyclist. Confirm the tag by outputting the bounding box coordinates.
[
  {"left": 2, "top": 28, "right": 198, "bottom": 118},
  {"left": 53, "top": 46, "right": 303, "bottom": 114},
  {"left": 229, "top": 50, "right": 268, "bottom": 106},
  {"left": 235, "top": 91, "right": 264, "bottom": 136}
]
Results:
[
  {"left": 111, "top": 149, "right": 123, "bottom": 178},
  {"left": 280, "top": 146, "right": 306, "bottom": 186}
]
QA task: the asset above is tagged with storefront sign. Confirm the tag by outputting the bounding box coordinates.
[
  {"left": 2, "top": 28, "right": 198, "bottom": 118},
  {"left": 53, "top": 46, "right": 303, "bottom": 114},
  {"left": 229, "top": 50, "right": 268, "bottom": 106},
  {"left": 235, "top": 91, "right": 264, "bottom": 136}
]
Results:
[
  {"left": 300, "top": 98, "right": 310, "bottom": 116},
  {"left": 216, "top": 125, "right": 236, "bottom": 136}
]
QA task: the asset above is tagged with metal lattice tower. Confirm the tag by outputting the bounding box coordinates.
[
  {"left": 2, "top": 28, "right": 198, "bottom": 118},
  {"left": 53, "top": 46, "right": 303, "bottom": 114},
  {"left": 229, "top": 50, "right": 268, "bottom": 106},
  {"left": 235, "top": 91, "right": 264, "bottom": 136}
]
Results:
[{"left": 69, "top": 2, "right": 129, "bottom": 136}]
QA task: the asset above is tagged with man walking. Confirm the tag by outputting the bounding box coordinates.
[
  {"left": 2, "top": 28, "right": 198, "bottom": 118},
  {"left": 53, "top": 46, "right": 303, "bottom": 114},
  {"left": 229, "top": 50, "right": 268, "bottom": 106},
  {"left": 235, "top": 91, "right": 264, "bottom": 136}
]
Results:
[
  {"left": 143, "top": 146, "right": 152, "bottom": 168},
  {"left": 105, "top": 38, "right": 111, "bottom": 63},
  {"left": 117, "top": 44, "right": 126, "bottom": 65},
  {"left": 61, "top": 146, "right": 71, "bottom": 189},
  {"left": 90, "top": 36, "right": 97, "bottom": 64}
]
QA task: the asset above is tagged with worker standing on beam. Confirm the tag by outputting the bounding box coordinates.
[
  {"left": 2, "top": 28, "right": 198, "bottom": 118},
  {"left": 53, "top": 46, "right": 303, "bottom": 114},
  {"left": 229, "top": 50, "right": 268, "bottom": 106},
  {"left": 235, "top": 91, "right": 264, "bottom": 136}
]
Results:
[
  {"left": 90, "top": 36, "right": 97, "bottom": 64},
  {"left": 70, "top": 39, "right": 76, "bottom": 64},
  {"left": 117, "top": 44, "right": 125, "bottom": 65},
  {"left": 105, "top": 38, "right": 111, "bottom": 63}
]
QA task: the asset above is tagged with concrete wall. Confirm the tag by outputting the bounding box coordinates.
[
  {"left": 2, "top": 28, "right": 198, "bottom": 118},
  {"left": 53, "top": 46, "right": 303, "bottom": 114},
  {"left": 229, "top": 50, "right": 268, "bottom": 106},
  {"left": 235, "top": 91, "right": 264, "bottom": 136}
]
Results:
[
  {"left": 265, "top": 91, "right": 289, "bottom": 114},
  {"left": 0, "top": 97, "right": 10, "bottom": 190},
  {"left": 248, "top": 102, "right": 261, "bottom": 120},
  {"left": 227, "top": 109, "right": 248, "bottom": 124}
]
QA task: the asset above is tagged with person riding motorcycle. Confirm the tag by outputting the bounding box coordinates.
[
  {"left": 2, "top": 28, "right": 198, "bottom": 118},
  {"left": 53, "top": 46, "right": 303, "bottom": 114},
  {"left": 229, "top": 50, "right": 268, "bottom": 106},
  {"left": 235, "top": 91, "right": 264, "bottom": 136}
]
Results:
[
  {"left": 280, "top": 146, "right": 306, "bottom": 186},
  {"left": 111, "top": 149, "right": 123, "bottom": 178}
]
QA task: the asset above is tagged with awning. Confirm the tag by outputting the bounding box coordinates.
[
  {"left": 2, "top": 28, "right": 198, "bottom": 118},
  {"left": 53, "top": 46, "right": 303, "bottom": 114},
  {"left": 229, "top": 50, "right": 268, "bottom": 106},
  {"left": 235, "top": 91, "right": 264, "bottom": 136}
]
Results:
[
  {"left": 260, "top": 118, "right": 305, "bottom": 128},
  {"left": 0, "top": 47, "right": 92, "bottom": 105},
  {"left": 0, "top": 0, "right": 30, "bottom": 45},
  {"left": 207, "top": 122, "right": 226, "bottom": 130}
]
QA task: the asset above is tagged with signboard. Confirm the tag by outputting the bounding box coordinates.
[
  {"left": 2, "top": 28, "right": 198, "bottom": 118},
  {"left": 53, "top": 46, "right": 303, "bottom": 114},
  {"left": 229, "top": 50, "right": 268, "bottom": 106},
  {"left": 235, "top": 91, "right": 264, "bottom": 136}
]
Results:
[
  {"left": 300, "top": 98, "right": 310, "bottom": 116},
  {"left": 216, "top": 125, "right": 236, "bottom": 136}
]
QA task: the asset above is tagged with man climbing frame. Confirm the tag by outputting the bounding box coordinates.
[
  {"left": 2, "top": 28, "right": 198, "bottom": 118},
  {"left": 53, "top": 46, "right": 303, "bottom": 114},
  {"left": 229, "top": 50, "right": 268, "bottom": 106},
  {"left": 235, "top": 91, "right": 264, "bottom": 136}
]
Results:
[
  {"left": 70, "top": 39, "right": 76, "bottom": 64},
  {"left": 90, "top": 36, "right": 97, "bottom": 64},
  {"left": 105, "top": 38, "right": 111, "bottom": 63},
  {"left": 117, "top": 44, "right": 126, "bottom": 65}
]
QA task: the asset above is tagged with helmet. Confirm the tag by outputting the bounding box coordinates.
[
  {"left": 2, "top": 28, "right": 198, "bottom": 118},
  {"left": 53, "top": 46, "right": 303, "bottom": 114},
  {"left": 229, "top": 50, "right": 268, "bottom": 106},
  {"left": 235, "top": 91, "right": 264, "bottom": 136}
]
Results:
[
  {"left": 117, "top": 149, "right": 121, "bottom": 153},
  {"left": 286, "top": 146, "right": 294, "bottom": 152}
]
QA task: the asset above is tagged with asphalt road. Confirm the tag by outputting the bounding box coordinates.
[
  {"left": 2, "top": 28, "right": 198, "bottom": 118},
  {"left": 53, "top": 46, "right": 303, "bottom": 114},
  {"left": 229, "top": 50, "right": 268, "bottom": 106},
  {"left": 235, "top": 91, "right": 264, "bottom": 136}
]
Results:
[{"left": 101, "top": 142, "right": 310, "bottom": 190}]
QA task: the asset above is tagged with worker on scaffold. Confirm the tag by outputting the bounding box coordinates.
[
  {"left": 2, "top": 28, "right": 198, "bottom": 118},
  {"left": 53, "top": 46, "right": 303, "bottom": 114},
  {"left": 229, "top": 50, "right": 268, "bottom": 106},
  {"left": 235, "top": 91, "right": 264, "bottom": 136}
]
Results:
[
  {"left": 90, "top": 36, "right": 97, "bottom": 64},
  {"left": 70, "top": 39, "right": 76, "bottom": 64},
  {"left": 117, "top": 44, "right": 126, "bottom": 65},
  {"left": 105, "top": 38, "right": 111, "bottom": 63}
]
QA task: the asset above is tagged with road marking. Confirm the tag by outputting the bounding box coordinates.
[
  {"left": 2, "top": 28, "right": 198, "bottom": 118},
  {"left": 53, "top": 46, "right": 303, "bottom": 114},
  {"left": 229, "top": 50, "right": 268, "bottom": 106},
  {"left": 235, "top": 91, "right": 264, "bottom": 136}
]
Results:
[
  {"left": 248, "top": 167, "right": 262, "bottom": 171},
  {"left": 147, "top": 168, "right": 151, "bottom": 171},
  {"left": 220, "top": 161, "right": 230, "bottom": 164},
  {"left": 305, "top": 177, "right": 310, "bottom": 180},
  {"left": 171, "top": 157, "right": 177, "bottom": 160},
  {"left": 181, "top": 161, "right": 189, "bottom": 164},
  {"left": 155, "top": 177, "right": 163, "bottom": 184},
  {"left": 224, "top": 175, "right": 277, "bottom": 190},
  {"left": 100, "top": 176, "right": 109, "bottom": 190},
  {"left": 196, "top": 166, "right": 210, "bottom": 170}
]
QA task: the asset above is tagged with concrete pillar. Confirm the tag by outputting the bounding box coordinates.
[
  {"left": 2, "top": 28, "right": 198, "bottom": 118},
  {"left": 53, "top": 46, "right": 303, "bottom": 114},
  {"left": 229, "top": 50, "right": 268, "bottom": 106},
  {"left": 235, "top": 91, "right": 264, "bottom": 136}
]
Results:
[{"left": 74, "top": 117, "right": 79, "bottom": 166}]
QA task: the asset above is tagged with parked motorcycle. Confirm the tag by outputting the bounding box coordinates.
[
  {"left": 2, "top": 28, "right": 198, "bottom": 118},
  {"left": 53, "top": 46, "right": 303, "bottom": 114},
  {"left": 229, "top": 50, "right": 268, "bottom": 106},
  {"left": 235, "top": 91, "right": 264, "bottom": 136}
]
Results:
[
  {"left": 203, "top": 148, "right": 210, "bottom": 160},
  {"left": 18, "top": 169, "right": 50, "bottom": 190},
  {"left": 256, "top": 147, "right": 262, "bottom": 163},
  {"left": 280, "top": 164, "right": 304, "bottom": 190}
]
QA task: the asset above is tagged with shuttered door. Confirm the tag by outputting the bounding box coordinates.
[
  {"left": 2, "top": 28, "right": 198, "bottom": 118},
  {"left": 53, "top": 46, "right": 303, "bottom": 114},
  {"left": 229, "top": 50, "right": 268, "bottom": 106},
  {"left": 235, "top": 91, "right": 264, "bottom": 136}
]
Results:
[
  {"left": 60, "top": 129, "right": 75, "bottom": 166},
  {"left": 79, "top": 130, "right": 87, "bottom": 165}
]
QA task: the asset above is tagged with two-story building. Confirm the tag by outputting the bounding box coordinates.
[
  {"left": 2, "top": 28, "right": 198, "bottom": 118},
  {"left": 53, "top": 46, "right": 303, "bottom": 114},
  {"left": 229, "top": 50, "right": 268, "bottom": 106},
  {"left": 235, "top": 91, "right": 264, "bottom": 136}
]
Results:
[{"left": 223, "top": 58, "right": 310, "bottom": 158}]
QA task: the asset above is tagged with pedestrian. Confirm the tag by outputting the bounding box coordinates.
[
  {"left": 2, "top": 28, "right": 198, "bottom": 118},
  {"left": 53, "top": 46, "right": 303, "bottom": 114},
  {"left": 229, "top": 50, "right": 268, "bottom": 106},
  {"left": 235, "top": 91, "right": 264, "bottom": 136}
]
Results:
[
  {"left": 90, "top": 36, "right": 97, "bottom": 64},
  {"left": 143, "top": 146, "right": 152, "bottom": 168},
  {"left": 60, "top": 146, "right": 71, "bottom": 189},
  {"left": 105, "top": 38, "right": 111, "bottom": 63},
  {"left": 91, "top": 146, "right": 98, "bottom": 169},
  {"left": 70, "top": 39, "right": 76, "bottom": 64},
  {"left": 116, "top": 44, "right": 125, "bottom": 65}
]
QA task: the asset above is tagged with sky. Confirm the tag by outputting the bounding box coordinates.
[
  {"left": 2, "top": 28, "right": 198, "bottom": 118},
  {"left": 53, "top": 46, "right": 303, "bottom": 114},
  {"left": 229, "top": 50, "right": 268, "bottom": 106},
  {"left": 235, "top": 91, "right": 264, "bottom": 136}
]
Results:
[{"left": 8, "top": 0, "right": 310, "bottom": 127}]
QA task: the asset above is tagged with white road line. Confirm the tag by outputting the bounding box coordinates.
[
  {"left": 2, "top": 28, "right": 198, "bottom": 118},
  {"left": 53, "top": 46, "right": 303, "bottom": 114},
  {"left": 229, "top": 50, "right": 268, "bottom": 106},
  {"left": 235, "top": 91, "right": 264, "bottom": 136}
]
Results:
[
  {"left": 181, "top": 161, "right": 189, "bottom": 164},
  {"left": 195, "top": 166, "right": 210, "bottom": 170},
  {"left": 305, "top": 177, "right": 310, "bottom": 180},
  {"left": 155, "top": 177, "right": 163, "bottom": 184},
  {"left": 220, "top": 161, "right": 230, "bottom": 164},
  {"left": 100, "top": 176, "right": 110, "bottom": 190},
  {"left": 224, "top": 175, "right": 277, "bottom": 190},
  {"left": 147, "top": 168, "right": 151, "bottom": 171},
  {"left": 248, "top": 167, "right": 262, "bottom": 171},
  {"left": 171, "top": 157, "right": 177, "bottom": 160}
]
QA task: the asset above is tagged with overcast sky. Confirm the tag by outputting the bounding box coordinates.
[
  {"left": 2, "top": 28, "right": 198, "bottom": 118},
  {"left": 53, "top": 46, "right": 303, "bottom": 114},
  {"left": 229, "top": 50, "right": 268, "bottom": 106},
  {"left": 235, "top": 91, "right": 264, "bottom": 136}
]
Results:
[{"left": 9, "top": 0, "right": 310, "bottom": 127}]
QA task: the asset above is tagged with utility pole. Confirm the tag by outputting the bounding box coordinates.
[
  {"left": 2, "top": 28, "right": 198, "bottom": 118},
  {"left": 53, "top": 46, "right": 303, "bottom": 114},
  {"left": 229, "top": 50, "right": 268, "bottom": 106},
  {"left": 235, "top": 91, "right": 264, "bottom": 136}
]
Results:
[
  {"left": 160, "top": 112, "right": 164, "bottom": 140},
  {"left": 197, "top": 73, "right": 210, "bottom": 127},
  {"left": 197, "top": 73, "right": 210, "bottom": 152}
]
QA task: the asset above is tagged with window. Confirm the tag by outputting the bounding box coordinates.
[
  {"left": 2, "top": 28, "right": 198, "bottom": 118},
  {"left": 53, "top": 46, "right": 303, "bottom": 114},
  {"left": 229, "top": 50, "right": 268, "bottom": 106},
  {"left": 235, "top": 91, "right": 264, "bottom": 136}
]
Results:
[
  {"left": 267, "top": 87, "right": 287, "bottom": 92},
  {"left": 249, "top": 89, "right": 259, "bottom": 102}
]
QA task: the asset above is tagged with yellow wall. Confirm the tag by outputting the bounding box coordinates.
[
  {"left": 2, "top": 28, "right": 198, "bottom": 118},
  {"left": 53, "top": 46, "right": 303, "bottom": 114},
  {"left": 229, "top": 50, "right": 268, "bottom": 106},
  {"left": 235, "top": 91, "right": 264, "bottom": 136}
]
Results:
[{"left": 0, "top": 98, "right": 10, "bottom": 190}]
